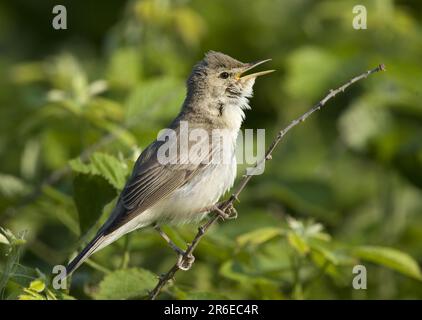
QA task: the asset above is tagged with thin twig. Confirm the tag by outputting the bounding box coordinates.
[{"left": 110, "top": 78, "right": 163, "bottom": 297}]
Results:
[{"left": 148, "top": 63, "right": 386, "bottom": 300}]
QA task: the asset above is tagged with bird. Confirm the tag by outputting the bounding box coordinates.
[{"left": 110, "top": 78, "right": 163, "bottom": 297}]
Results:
[{"left": 66, "top": 51, "right": 274, "bottom": 275}]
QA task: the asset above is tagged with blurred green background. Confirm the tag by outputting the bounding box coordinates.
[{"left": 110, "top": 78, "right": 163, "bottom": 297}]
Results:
[{"left": 1, "top": 0, "right": 422, "bottom": 300}]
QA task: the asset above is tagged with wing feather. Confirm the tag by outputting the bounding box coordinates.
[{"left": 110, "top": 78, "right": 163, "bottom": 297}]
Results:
[{"left": 105, "top": 129, "right": 214, "bottom": 232}]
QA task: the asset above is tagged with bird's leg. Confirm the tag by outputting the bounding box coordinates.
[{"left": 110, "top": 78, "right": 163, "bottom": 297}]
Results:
[
  {"left": 153, "top": 224, "right": 184, "bottom": 255},
  {"left": 201, "top": 201, "right": 238, "bottom": 220},
  {"left": 153, "top": 224, "right": 195, "bottom": 271}
]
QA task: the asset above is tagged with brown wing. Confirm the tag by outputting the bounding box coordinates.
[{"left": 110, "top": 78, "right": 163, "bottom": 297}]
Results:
[{"left": 105, "top": 128, "right": 213, "bottom": 232}]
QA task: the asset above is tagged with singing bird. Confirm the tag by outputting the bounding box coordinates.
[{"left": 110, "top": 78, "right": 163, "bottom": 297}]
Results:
[{"left": 66, "top": 51, "right": 274, "bottom": 274}]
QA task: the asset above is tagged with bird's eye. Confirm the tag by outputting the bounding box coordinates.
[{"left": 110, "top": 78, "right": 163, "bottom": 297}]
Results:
[{"left": 219, "top": 72, "right": 230, "bottom": 79}]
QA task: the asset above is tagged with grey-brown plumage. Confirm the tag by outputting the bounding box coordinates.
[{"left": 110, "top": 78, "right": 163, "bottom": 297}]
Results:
[{"left": 66, "top": 51, "right": 274, "bottom": 275}]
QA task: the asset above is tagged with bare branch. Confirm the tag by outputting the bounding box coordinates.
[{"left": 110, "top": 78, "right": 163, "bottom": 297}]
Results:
[{"left": 148, "top": 63, "right": 386, "bottom": 300}]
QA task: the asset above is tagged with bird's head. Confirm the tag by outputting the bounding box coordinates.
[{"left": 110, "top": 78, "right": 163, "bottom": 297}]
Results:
[{"left": 186, "top": 51, "right": 274, "bottom": 106}]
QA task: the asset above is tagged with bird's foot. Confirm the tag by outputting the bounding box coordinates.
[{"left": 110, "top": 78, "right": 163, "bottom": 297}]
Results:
[
  {"left": 224, "top": 203, "right": 238, "bottom": 220},
  {"left": 213, "top": 202, "right": 238, "bottom": 220},
  {"left": 154, "top": 224, "right": 195, "bottom": 270},
  {"left": 177, "top": 253, "right": 195, "bottom": 271}
]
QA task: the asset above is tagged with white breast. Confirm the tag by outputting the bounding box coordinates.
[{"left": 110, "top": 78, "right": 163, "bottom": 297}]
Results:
[{"left": 155, "top": 129, "right": 238, "bottom": 224}]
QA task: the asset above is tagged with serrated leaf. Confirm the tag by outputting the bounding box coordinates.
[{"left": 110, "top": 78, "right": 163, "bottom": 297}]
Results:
[
  {"left": 353, "top": 246, "right": 422, "bottom": 280},
  {"left": 236, "top": 227, "right": 282, "bottom": 247},
  {"left": 73, "top": 173, "right": 116, "bottom": 234},
  {"left": 70, "top": 152, "right": 128, "bottom": 190},
  {"left": 89, "top": 153, "right": 128, "bottom": 190},
  {"left": 94, "top": 268, "right": 157, "bottom": 300}
]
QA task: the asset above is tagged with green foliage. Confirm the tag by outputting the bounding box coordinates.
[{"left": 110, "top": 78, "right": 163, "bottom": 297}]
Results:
[
  {"left": 353, "top": 246, "right": 422, "bottom": 281},
  {"left": 18, "top": 279, "right": 75, "bottom": 300},
  {"left": 1, "top": 0, "right": 422, "bottom": 300},
  {"left": 73, "top": 174, "right": 116, "bottom": 234},
  {"left": 70, "top": 152, "right": 130, "bottom": 233},
  {"left": 125, "top": 76, "right": 186, "bottom": 128},
  {"left": 0, "top": 228, "right": 27, "bottom": 296},
  {"left": 94, "top": 268, "right": 157, "bottom": 300},
  {"left": 70, "top": 153, "right": 129, "bottom": 191},
  {"left": 236, "top": 227, "right": 283, "bottom": 247}
]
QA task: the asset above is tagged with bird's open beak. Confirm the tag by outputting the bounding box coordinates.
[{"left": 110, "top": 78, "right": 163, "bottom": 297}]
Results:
[{"left": 236, "top": 59, "right": 275, "bottom": 81}]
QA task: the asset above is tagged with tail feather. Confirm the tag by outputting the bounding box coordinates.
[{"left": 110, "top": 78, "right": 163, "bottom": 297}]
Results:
[
  {"left": 66, "top": 201, "right": 129, "bottom": 276},
  {"left": 66, "top": 233, "right": 105, "bottom": 276}
]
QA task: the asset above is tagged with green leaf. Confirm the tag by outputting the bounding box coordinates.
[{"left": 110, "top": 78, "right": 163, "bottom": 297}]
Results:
[
  {"left": 183, "top": 291, "right": 229, "bottom": 300},
  {"left": 18, "top": 294, "right": 39, "bottom": 300},
  {"left": 29, "top": 279, "right": 46, "bottom": 293},
  {"left": 18, "top": 292, "right": 45, "bottom": 300},
  {"left": 287, "top": 231, "right": 310, "bottom": 255},
  {"left": 94, "top": 268, "right": 157, "bottom": 300},
  {"left": 70, "top": 152, "right": 128, "bottom": 190},
  {"left": 125, "top": 77, "right": 185, "bottom": 127},
  {"left": 73, "top": 174, "right": 116, "bottom": 234},
  {"left": 0, "top": 232, "right": 9, "bottom": 245},
  {"left": 236, "top": 227, "right": 282, "bottom": 247},
  {"left": 0, "top": 228, "right": 27, "bottom": 293},
  {"left": 219, "top": 260, "right": 284, "bottom": 299},
  {"left": 89, "top": 153, "right": 128, "bottom": 190},
  {"left": 0, "top": 173, "right": 30, "bottom": 198},
  {"left": 353, "top": 246, "right": 422, "bottom": 280},
  {"left": 309, "top": 243, "right": 339, "bottom": 265}
]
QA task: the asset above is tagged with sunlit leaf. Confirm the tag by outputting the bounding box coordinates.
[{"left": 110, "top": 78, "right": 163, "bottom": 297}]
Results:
[
  {"left": 353, "top": 246, "right": 422, "bottom": 280},
  {"left": 236, "top": 227, "right": 283, "bottom": 247},
  {"left": 0, "top": 232, "right": 9, "bottom": 245},
  {"left": 0, "top": 173, "right": 30, "bottom": 198},
  {"left": 70, "top": 152, "right": 129, "bottom": 191},
  {"left": 287, "top": 231, "right": 310, "bottom": 255},
  {"left": 29, "top": 279, "right": 46, "bottom": 293}
]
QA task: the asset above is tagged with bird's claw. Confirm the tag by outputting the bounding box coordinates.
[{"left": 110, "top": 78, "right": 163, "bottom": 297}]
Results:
[
  {"left": 177, "top": 253, "right": 195, "bottom": 271},
  {"left": 224, "top": 203, "right": 238, "bottom": 220},
  {"left": 214, "top": 203, "right": 238, "bottom": 220}
]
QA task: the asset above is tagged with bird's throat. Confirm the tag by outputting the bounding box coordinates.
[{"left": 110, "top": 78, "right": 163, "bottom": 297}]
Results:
[{"left": 219, "top": 98, "right": 250, "bottom": 130}]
